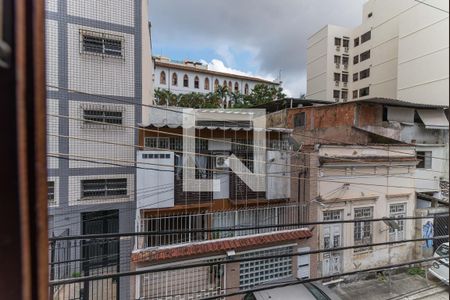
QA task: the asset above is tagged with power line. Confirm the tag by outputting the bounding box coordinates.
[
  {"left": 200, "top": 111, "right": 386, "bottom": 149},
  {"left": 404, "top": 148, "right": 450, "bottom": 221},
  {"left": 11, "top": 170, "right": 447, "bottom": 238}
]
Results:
[
  {"left": 45, "top": 85, "right": 449, "bottom": 161},
  {"left": 413, "top": 0, "right": 449, "bottom": 13},
  {"left": 49, "top": 214, "right": 448, "bottom": 241}
]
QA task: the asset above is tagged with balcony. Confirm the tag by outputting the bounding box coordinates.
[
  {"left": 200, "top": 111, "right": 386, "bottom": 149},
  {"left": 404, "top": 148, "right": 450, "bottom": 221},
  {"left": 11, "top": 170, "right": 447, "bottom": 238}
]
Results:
[{"left": 137, "top": 203, "right": 309, "bottom": 249}]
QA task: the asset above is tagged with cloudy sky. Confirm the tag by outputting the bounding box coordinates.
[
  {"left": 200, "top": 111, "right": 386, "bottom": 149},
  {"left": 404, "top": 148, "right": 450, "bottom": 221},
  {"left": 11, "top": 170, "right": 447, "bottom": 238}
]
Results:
[{"left": 149, "top": 0, "right": 367, "bottom": 97}]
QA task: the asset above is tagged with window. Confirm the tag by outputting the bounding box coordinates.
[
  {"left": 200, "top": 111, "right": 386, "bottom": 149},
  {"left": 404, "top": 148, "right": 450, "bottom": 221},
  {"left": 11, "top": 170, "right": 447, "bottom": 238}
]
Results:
[
  {"left": 342, "top": 56, "right": 349, "bottom": 65},
  {"left": 360, "top": 50, "right": 370, "bottom": 62},
  {"left": 160, "top": 71, "right": 166, "bottom": 85},
  {"left": 343, "top": 39, "right": 349, "bottom": 48},
  {"left": 194, "top": 76, "right": 199, "bottom": 89},
  {"left": 83, "top": 109, "right": 123, "bottom": 125},
  {"left": 234, "top": 82, "right": 239, "bottom": 92},
  {"left": 389, "top": 203, "right": 406, "bottom": 242},
  {"left": 417, "top": 151, "right": 432, "bottom": 169},
  {"left": 81, "top": 30, "right": 123, "bottom": 57},
  {"left": 48, "top": 181, "right": 55, "bottom": 204},
  {"left": 333, "top": 90, "right": 340, "bottom": 100},
  {"left": 172, "top": 73, "right": 178, "bottom": 86},
  {"left": 204, "top": 78, "right": 210, "bottom": 90},
  {"left": 361, "top": 31, "right": 371, "bottom": 43},
  {"left": 354, "top": 207, "right": 373, "bottom": 251},
  {"left": 342, "top": 73, "right": 348, "bottom": 83},
  {"left": 244, "top": 83, "right": 249, "bottom": 95},
  {"left": 145, "top": 137, "right": 170, "bottom": 149},
  {"left": 353, "top": 73, "right": 358, "bottom": 82},
  {"left": 334, "top": 55, "right": 341, "bottom": 64},
  {"left": 239, "top": 247, "right": 292, "bottom": 290},
  {"left": 354, "top": 37, "right": 360, "bottom": 47},
  {"left": 183, "top": 74, "right": 189, "bottom": 87},
  {"left": 334, "top": 37, "right": 341, "bottom": 46},
  {"left": 81, "top": 178, "right": 127, "bottom": 198},
  {"left": 228, "top": 81, "right": 232, "bottom": 90},
  {"left": 341, "top": 90, "right": 348, "bottom": 100},
  {"left": 214, "top": 79, "right": 219, "bottom": 91},
  {"left": 334, "top": 73, "right": 341, "bottom": 82},
  {"left": 294, "top": 112, "right": 306, "bottom": 128},
  {"left": 360, "top": 68, "right": 370, "bottom": 79},
  {"left": 353, "top": 55, "right": 359, "bottom": 65},
  {"left": 359, "top": 87, "right": 370, "bottom": 97},
  {"left": 353, "top": 90, "right": 358, "bottom": 99}
]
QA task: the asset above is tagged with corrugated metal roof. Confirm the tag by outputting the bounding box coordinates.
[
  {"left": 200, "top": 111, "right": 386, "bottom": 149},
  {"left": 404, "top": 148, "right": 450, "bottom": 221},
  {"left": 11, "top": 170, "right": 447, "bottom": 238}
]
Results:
[{"left": 359, "top": 97, "right": 449, "bottom": 109}]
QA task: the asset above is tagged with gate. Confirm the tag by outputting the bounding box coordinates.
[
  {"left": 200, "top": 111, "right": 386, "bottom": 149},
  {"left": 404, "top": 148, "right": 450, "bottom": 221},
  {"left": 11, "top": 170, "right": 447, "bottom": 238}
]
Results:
[{"left": 433, "top": 213, "right": 449, "bottom": 251}]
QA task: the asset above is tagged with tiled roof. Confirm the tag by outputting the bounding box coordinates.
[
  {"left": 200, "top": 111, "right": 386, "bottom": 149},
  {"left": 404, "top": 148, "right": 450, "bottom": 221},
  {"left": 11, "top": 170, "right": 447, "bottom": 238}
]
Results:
[{"left": 131, "top": 229, "right": 312, "bottom": 264}]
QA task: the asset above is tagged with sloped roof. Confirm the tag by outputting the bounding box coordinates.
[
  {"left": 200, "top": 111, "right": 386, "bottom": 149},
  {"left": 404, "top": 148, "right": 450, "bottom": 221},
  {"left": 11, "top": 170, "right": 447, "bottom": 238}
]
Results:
[{"left": 132, "top": 228, "right": 312, "bottom": 264}]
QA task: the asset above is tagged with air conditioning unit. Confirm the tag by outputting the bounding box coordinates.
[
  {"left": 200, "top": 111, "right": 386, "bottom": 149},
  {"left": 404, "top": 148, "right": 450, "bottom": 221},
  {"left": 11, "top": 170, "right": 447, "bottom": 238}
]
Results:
[
  {"left": 335, "top": 63, "right": 340, "bottom": 68},
  {"left": 336, "top": 46, "right": 341, "bottom": 51},
  {"left": 343, "top": 82, "right": 348, "bottom": 87},
  {"left": 344, "top": 47, "right": 349, "bottom": 52},
  {"left": 343, "top": 64, "right": 348, "bottom": 70},
  {"left": 215, "top": 155, "right": 229, "bottom": 168},
  {"left": 335, "top": 81, "right": 340, "bottom": 86}
]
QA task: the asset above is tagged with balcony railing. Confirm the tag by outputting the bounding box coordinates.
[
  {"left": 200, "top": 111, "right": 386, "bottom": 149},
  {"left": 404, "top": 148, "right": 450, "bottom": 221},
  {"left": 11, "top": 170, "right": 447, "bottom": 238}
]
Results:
[{"left": 138, "top": 203, "right": 309, "bottom": 249}]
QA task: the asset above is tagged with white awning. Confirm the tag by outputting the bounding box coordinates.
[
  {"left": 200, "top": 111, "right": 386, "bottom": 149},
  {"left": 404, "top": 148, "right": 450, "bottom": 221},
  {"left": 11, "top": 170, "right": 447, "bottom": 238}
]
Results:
[
  {"left": 417, "top": 109, "right": 449, "bottom": 129},
  {"left": 387, "top": 106, "right": 414, "bottom": 124}
]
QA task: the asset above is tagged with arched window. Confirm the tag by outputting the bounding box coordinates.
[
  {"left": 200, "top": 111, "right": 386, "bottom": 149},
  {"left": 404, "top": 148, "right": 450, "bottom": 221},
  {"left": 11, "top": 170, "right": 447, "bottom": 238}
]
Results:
[
  {"left": 183, "top": 74, "right": 189, "bottom": 87},
  {"left": 160, "top": 71, "right": 166, "bottom": 85},
  {"left": 244, "top": 83, "right": 249, "bottom": 95},
  {"left": 214, "top": 79, "right": 219, "bottom": 91},
  {"left": 204, "top": 78, "right": 210, "bottom": 90},
  {"left": 228, "top": 81, "right": 232, "bottom": 90},
  {"left": 234, "top": 82, "right": 239, "bottom": 92},
  {"left": 223, "top": 80, "right": 227, "bottom": 89},
  {"left": 172, "top": 73, "right": 178, "bottom": 86},
  {"left": 194, "top": 76, "right": 200, "bottom": 89}
]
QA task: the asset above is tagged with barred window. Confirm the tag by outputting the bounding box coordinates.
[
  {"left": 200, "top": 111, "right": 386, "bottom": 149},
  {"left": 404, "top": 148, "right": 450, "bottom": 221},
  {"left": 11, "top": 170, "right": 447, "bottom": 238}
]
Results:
[
  {"left": 359, "top": 86, "right": 370, "bottom": 97},
  {"left": 354, "top": 207, "right": 373, "bottom": 251},
  {"left": 81, "top": 30, "right": 123, "bottom": 58},
  {"left": 360, "top": 68, "right": 370, "bottom": 79},
  {"left": 48, "top": 181, "right": 55, "bottom": 204},
  {"left": 83, "top": 109, "right": 123, "bottom": 125},
  {"left": 389, "top": 203, "right": 406, "bottom": 242},
  {"left": 145, "top": 137, "right": 170, "bottom": 149},
  {"left": 81, "top": 179, "right": 127, "bottom": 198}
]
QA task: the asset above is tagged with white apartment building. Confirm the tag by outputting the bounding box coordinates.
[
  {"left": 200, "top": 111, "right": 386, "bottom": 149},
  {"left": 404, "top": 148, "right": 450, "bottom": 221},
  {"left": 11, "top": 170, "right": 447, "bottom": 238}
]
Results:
[
  {"left": 306, "top": 0, "right": 449, "bottom": 105},
  {"left": 45, "top": 0, "right": 152, "bottom": 298},
  {"left": 154, "top": 56, "right": 280, "bottom": 95}
]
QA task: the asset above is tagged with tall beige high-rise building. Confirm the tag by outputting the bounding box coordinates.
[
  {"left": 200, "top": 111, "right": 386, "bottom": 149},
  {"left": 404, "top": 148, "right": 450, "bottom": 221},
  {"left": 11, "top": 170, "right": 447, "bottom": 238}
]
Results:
[{"left": 306, "top": 0, "right": 449, "bottom": 105}]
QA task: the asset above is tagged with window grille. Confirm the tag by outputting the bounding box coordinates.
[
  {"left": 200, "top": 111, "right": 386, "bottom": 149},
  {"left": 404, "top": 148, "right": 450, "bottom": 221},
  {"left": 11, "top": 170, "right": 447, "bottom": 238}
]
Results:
[
  {"left": 83, "top": 110, "right": 123, "bottom": 125},
  {"left": 80, "top": 30, "right": 123, "bottom": 58},
  {"left": 48, "top": 181, "right": 55, "bottom": 204},
  {"left": 81, "top": 178, "right": 127, "bottom": 198},
  {"left": 294, "top": 112, "right": 306, "bottom": 128}
]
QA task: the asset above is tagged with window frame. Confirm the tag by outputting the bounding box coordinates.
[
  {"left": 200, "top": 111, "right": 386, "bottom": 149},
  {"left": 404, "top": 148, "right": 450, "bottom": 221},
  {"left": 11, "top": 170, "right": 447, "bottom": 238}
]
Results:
[
  {"left": 194, "top": 76, "right": 200, "bottom": 89},
  {"left": 361, "top": 31, "right": 371, "bottom": 44},
  {"left": 389, "top": 203, "right": 406, "bottom": 242},
  {"left": 359, "top": 87, "right": 370, "bottom": 97},
  {"left": 183, "top": 74, "right": 189, "bottom": 87},
  {"left": 353, "top": 55, "right": 359, "bottom": 65},
  {"left": 359, "top": 68, "right": 370, "bottom": 80},
  {"left": 204, "top": 78, "right": 210, "bottom": 90},
  {"left": 81, "top": 178, "right": 128, "bottom": 199},
  {"left": 360, "top": 50, "right": 371, "bottom": 62},
  {"left": 160, "top": 71, "right": 166, "bottom": 85},
  {"left": 333, "top": 90, "right": 340, "bottom": 99},
  {"left": 293, "top": 112, "right": 306, "bottom": 128},
  {"left": 354, "top": 207, "right": 373, "bottom": 252},
  {"left": 82, "top": 109, "right": 123, "bottom": 127},
  {"left": 334, "top": 37, "right": 341, "bottom": 47},
  {"left": 354, "top": 37, "right": 360, "bottom": 47},
  {"left": 353, "top": 73, "right": 358, "bottom": 82},
  {"left": 417, "top": 151, "right": 432, "bottom": 169},
  {"left": 80, "top": 29, "right": 124, "bottom": 58},
  {"left": 48, "top": 181, "right": 55, "bottom": 204},
  {"left": 172, "top": 73, "right": 178, "bottom": 86}
]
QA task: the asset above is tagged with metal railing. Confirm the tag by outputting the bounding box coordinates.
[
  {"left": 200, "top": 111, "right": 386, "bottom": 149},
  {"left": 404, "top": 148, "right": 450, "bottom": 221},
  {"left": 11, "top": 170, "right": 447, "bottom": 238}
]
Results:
[{"left": 138, "top": 203, "right": 309, "bottom": 249}]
